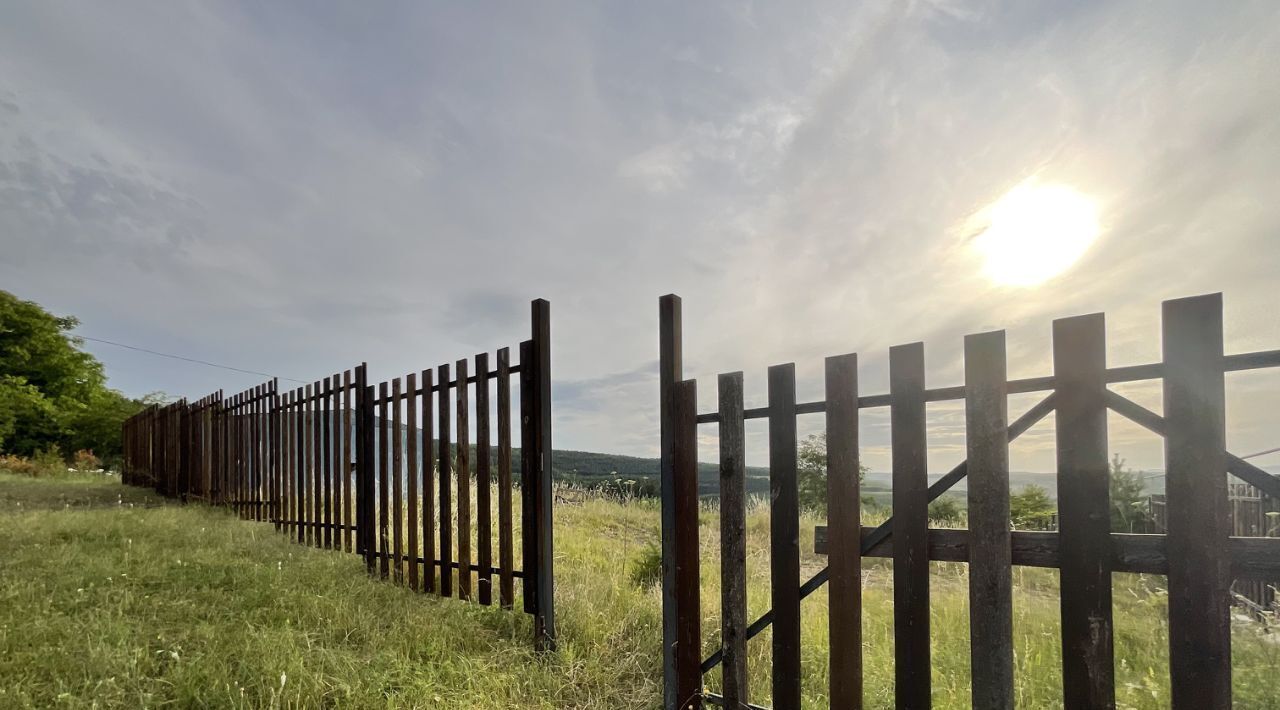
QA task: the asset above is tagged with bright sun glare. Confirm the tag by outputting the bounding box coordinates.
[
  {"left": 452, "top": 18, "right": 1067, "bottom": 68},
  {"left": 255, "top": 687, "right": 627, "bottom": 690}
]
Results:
[{"left": 974, "top": 181, "right": 1100, "bottom": 287}]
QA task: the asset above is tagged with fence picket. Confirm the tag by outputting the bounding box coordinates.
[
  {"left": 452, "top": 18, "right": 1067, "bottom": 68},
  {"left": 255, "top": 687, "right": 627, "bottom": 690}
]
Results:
[
  {"left": 438, "top": 363, "right": 453, "bottom": 597},
  {"left": 1163, "top": 294, "right": 1231, "bottom": 708},
  {"left": 456, "top": 358, "right": 472, "bottom": 601},
  {"left": 717, "top": 372, "right": 748, "bottom": 709},
  {"left": 421, "top": 368, "right": 436, "bottom": 593},
  {"left": 378, "top": 380, "right": 390, "bottom": 578},
  {"left": 497, "top": 347, "right": 515, "bottom": 608},
  {"left": 392, "top": 376, "right": 405, "bottom": 584},
  {"left": 769, "top": 363, "right": 801, "bottom": 710},
  {"left": 476, "top": 352, "right": 493, "bottom": 606},
  {"left": 672, "top": 378, "right": 701, "bottom": 710},
  {"left": 827, "top": 354, "right": 863, "bottom": 710},
  {"left": 407, "top": 372, "right": 420, "bottom": 591},
  {"left": 1053, "top": 313, "right": 1115, "bottom": 708},
  {"left": 965, "top": 331, "right": 1014, "bottom": 710},
  {"left": 890, "top": 343, "right": 929, "bottom": 710}
]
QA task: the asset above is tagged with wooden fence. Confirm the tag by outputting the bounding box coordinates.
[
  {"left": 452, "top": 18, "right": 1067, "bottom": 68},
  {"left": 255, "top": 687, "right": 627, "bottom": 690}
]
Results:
[
  {"left": 122, "top": 299, "right": 556, "bottom": 650},
  {"left": 1148, "top": 483, "right": 1279, "bottom": 611},
  {"left": 659, "top": 292, "right": 1280, "bottom": 709}
]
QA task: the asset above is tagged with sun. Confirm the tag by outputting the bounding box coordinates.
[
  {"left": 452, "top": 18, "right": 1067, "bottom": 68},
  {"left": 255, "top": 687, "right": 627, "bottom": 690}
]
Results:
[{"left": 973, "top": 181, "right": 1100, "bottom": 287}]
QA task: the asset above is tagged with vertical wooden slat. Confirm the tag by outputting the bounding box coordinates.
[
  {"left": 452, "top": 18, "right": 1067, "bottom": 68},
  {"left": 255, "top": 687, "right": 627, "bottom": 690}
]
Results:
[
  {"left": 520, "top": 340, "right": 535, "bottom": 612},
  {"left": 343, "top": 373, "right": 353, "bottom": 555},
  {"left": 1053, "top": 313, "right": 1115, "bottom": 708},
  {"left": 476, "top": 352, "right": 493, "bottom": 606},
  {"left": 338, "top": 371, "right": 349, "bottom": 552},
  {"left": 285, "top": 391, "right": 294, "bottom": 539},
  {"left": 421, "top": 369, "right": 436, "bottom": 593},
  {"left": 497, "top": 347, "right": 514, "bottom": 608},
  {"left": 456, "top": 358, "right": 472, "bottom": 600},
  {"left": 271, "top": 384, "right": 281, "bottom": 530},
  {"left": 323, "top": 376, "right": 334, "bottom": 549},
  {"left": 671, "top": 378, "right": 701, "bottom": 710},
  {"left": 297, "top": 387, "right": 308, "bottom": 545},
  {"left": 392, "top": 376, "right": 405, "bottom": 584},
  {"left": 302, "top": 385, "right": 312, "bottom": 544},
  {"left": 718, "top": 372, "right": 748, "bottom": 709},
  {"left": 378, "top": 380, "right": 390, "bottom": 578},
  {"left": 438, "top": 363, "right": 453, "bottom": 597},
  {"left": 769, "top": 363, "right": 801, "bottom": 710},
  {"left": 407, "top": 372, "right": 420, "bottom": 591},
  {"left": 659, "top": 294, "right": 684, "bottom": 710},
  {"left": 1163, "top": 293, "right": 1230, "bottom": 708},
  {"left": 890, "top": 343, "right": 928, "bottom": 710},
  {"left": 828, "top": 352, "right": 864, "bottom": 710},
  {"left": 530, "top": 299, "right": 555, "bottom": 650},
  {"left": 965, "top": 331, "right": 1013, "bottom": 710},
  {"left": 359, "top": 365, "right": 376, "bottom": 574},
  {"left": 313, "top": 381, "right": 324, "bottom": 548}
]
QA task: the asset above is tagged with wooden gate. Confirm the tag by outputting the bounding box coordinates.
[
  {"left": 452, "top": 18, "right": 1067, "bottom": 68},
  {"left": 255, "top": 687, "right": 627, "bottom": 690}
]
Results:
[
  {"left": 122, "top": 299, "right": 555, "bottom": 650},
  {"left": 659, "top": 292, "right": 1280, "bottom": 709}
]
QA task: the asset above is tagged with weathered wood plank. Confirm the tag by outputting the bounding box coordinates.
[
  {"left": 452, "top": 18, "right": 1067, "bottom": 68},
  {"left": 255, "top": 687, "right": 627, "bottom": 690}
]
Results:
[
  {"left": 437, "top": 363, "right": 453, "bottom": 597},
  {"left": 890, "top": 344, "right": 928, "bottom": 710},
  {"left": 378, "top": 380, "right": 390, "bottom": 578},
  {"left": 826, "top": 353, "right": 862, "bottom": 710},
  {"left": 497, "top": 347, "right": 514, "bottom": 609},
  {"left": 717, "top": 372, "right": 748, "bottom": 710},
  {"left": 769, "top": 363, "right": 801, "bottom": 710},
  {"left": 1053, "top": 313, "right": 1115, "bottom": 708},
  {"left": 813, "top": 527, "right": 1280, "bottom": 578},
  {"left": 530, "top": 299, "right": 556, "bottom": 650},
  {"left": 456, "top": 358, "right": 472, "bottom": 601},
  {"left": 323, "top": 376, "right": 334, "bottom": 550},
  {"left": 659, "top": 294, "right": 684, "bottom": 710},
  {"left": 421, "top": 368, "right": 436, "bottom": 593},
  {"left": 392, "top": 376, "right": 405, "bottom": 585},
  {"left": 407, "top": 372, "right": 420, "bottom": 591},
  {"left": 476, "top": 352, "right": 493, "bottom": 606},
  {"left": 672, "top": 378, "right": 701, "bottom": 710},
  {"left": 1163, "top": 294, "right": 1230, "bottom": 708},
  {"left": 965, "top": 331, "right": 1013, "bottom": 710}
]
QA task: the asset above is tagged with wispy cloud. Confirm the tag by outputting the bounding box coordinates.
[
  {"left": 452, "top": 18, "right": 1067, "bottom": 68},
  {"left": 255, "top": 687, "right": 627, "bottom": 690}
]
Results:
[{"left": 1, "top": 0, "right": 1277, "bottom": 469}]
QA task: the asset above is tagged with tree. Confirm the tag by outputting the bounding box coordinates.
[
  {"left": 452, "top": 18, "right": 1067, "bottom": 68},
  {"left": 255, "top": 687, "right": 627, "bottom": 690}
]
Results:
[
  {"left": 927, "top": 496, "right": 964, "bottom": 525},
  {"left": 796, "top": 433, "right": 869, "bottom": 513},
  {"left": 0, "top": 290, "right": 146, "bottom": 463},
  {"left": 1009, "top": 485, "right": 1055, "bottom": 530},
  {"left": 1109, "top": 454, "right": 1151, "bottom": 533}
]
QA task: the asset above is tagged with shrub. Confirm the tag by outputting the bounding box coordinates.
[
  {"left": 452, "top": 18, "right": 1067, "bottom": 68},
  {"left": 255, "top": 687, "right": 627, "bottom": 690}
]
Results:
[
  {"left": 629, "top": 543, "right": 663, "bottom": 589},
  {"left": 72, "top": 449, "right": 102, "bottom": 471},
  {"left": 0, "top": 447, "right": 66, "bottom": 478}
]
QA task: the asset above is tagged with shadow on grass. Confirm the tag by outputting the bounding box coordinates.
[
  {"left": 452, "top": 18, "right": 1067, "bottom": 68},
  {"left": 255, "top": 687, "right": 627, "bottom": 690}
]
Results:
[{"left": 0, "top": 472, "right": 166, "bottom": 512}]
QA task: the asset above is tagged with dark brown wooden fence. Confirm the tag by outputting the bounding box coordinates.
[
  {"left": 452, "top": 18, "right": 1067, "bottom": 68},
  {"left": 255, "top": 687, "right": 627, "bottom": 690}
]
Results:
[
  {"left": 121, "top": 299, "right": 556, "bottom": 650},
  {"left": 1147, "top": 482, "right": 1279, "bottom": 612},
  {"left": 659, "top": 292, "right": 1280, "bottom": 710}
]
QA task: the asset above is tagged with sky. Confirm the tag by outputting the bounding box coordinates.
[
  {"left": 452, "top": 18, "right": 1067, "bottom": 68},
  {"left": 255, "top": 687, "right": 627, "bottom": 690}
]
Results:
[{"left": 2, "top": 0, "right": 1278, "bottom": 475}]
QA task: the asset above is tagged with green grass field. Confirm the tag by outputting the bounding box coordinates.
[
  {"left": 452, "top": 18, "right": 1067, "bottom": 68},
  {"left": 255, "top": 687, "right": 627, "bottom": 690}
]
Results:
[{"left": 1, "top": 472, "right": 1277, "bottom": 708}]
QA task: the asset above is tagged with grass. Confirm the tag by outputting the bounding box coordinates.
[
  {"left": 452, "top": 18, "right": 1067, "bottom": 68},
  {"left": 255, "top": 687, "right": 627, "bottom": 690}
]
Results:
[{"left": 1, "top": 472, "right": 1277, "bottom": 708}]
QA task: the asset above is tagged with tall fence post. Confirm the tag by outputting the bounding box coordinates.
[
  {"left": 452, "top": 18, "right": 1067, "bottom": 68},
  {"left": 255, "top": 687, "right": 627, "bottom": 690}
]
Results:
[
  {"left": 659, "top": 294, "right": 691, "bottom": 710},
  {"left": 530, "top": 298, "right": 556, "bottom": 651}
]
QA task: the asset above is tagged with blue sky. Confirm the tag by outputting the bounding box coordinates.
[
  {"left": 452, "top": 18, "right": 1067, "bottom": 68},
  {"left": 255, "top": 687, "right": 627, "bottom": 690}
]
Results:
[{"left": 2, "top": 1, "right": 1278, "bottom": 473}]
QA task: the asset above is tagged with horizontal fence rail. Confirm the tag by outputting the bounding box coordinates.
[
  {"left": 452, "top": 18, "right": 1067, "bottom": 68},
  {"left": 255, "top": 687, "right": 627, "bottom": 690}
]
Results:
[
  {"left": 121, "top": 299, "right": 556, "bottom": 651},
  {"left": 659, "top": 292, "right": 1280, "bottom": 710}
]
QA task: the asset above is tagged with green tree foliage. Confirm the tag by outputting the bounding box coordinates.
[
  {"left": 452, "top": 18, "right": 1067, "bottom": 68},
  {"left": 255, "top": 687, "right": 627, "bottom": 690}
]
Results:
[
  {"left": 1108, "top": 454, "right": 1151, "bottom": 532},
  {"left": 1009, "top": 484, "right": 1056, "bottom": 530},
  {"left": 927, "top": 496, "right": 964, "bottom": 525},
  {"left": 0, "top": 290, "right": 147, "bottom": 463},
  {"left": 796, "top": 433, "right": 869, "bottom": 513}
]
